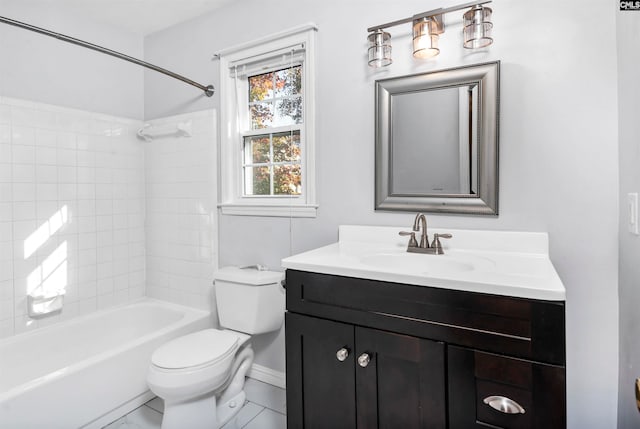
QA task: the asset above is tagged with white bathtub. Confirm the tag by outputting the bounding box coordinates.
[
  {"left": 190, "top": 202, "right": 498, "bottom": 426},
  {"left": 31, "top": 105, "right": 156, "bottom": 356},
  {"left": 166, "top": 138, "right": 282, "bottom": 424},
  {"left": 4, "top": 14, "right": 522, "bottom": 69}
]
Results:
[{"left": 0, "top": 298, "right": 211, "bottom": 428}]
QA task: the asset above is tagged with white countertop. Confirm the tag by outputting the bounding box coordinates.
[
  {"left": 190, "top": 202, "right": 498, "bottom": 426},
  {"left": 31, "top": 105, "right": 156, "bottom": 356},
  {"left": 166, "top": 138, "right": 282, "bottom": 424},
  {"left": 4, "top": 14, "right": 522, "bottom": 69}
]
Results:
[{"left": 281, "top": 225, "right": 566, "bottom": 301}]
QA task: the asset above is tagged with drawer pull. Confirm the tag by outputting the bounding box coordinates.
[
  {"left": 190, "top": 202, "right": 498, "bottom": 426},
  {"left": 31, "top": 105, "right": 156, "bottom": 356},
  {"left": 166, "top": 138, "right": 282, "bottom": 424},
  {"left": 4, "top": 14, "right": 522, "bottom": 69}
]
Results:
[
  {"left": 358, "top": 353, "right": 371, "bottom": 368},
  {"left": 483, "top": 396, "right": 526, "bottom": 414},
  {"left": 336, "top": 347, "right": 349, "bottom": 362}
]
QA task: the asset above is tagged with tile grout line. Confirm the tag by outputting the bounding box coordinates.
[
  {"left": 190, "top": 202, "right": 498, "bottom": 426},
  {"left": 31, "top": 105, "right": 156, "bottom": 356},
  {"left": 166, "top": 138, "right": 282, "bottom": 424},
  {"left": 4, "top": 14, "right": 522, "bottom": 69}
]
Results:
[
  {"left": 241, "top": 407, "right": 266, "bottom": 429},
  {"left": 143, "top": 404, "right": 162, "bottom": 416}
]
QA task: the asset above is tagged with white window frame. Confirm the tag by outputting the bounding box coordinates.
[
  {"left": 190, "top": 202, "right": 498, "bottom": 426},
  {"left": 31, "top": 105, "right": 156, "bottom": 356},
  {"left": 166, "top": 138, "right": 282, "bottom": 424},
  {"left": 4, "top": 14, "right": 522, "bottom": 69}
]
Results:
[{"left": 219, "top": 24, "right": 318, "bottom": 218}]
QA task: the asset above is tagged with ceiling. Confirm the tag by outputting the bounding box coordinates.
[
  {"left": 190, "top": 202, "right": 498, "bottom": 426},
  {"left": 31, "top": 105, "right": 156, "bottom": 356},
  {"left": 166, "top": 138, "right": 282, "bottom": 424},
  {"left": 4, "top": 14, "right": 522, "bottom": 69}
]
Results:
[{"left": 55, "top": 0, "right": 237, "bottom": 35}]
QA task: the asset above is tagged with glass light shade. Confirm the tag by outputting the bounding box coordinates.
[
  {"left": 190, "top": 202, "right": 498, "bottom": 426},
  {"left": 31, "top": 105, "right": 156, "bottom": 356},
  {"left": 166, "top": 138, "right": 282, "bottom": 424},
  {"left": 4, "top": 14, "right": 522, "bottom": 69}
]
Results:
[
  {"left": 463, "top": 5, "right": 493, "bottom": 49},
  {"left": 367, "top": 30, "right": 392, "bottom": 67},
  {"left": 412, "top": 18, "right": 440, "bottom": 59}
]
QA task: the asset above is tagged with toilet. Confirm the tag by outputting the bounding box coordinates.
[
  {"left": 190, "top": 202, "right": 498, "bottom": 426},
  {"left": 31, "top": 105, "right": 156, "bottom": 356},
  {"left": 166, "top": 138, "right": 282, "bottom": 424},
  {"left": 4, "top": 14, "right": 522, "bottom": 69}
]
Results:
[{"left": 147, "top": 266, "right": 285, "bottom": 429}]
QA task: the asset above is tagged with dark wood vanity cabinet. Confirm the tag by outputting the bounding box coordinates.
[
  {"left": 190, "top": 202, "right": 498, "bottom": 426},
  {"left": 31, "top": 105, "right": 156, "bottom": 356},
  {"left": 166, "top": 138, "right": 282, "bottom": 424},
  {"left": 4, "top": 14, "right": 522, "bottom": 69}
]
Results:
[
  {"left": 286, "top": 312, "right": 446, "bottom": 428},
  {"left": 285, "top": 270, "right": 566, "bottom": 429},
  {"left": 448, "top": 346, "right": 566, "bottom": 428}
]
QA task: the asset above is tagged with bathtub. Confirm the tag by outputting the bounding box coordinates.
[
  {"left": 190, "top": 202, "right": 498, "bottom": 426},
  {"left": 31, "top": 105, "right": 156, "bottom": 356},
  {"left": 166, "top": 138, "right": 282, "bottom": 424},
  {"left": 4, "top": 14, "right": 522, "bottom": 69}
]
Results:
[{"left": 0, "top": 298, "right": 211, "bottom": 428}]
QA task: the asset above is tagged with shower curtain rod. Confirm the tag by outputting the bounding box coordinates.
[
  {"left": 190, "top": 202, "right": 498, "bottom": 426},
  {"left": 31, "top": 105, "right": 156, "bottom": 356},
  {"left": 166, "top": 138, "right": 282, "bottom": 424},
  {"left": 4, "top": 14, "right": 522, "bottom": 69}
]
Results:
[{"left": 0, "top": 15, "right": 214, "bottom": 97}]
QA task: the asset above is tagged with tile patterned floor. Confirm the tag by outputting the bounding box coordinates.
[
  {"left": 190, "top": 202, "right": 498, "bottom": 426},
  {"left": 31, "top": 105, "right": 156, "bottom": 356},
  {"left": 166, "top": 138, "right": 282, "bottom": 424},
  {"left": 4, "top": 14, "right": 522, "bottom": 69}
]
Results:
[{"left": 103, "top": 379, "right": 286, "bottom": 429}]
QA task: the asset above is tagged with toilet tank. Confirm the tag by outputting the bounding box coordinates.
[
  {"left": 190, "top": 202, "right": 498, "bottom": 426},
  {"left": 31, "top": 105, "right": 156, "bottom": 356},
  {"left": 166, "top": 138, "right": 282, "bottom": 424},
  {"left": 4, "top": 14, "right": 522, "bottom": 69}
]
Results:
[{"left": 214, "top": 267, "right": 285, "bottom": 335}]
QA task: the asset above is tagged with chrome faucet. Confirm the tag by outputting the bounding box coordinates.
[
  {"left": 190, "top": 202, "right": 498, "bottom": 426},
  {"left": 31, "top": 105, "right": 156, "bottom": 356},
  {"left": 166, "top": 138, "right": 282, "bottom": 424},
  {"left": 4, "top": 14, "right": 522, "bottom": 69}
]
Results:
[
  {"left": 399, "top": 213, "right": 452, "bottom": 255},
  {"left": 413, "top": 213, "right": 429, "bottom": 249}
]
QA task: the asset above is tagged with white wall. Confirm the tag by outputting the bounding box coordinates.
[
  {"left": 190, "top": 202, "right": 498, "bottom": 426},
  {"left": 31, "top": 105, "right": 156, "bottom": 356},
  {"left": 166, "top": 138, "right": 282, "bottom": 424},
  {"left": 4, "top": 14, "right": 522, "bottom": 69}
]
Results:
[
  {"left": 616, "top": 9, "right": 640, "bottom": 429},
  {"left": 145, "top": 0, "right": 620, "bottom": 426},
  {"left": 0, "top": 0, "right": 144, "bottom": 119}
]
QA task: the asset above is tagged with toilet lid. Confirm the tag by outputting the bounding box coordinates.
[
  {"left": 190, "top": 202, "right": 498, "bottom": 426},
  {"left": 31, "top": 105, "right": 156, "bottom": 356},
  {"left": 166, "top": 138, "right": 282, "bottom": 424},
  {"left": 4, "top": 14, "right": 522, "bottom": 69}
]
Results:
[{"left": 151, "top": 329, "right": 240, "bottom": 370}]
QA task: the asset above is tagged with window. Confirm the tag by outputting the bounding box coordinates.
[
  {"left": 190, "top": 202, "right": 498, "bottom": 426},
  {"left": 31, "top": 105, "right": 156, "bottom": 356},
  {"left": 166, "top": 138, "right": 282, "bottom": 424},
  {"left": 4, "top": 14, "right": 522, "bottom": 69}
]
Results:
[
  {"left": 244, "top": 66, "right": 302, "bottom": 196},
  {"left": 219, "top": 25, "right": 317, "bottom": 217}
]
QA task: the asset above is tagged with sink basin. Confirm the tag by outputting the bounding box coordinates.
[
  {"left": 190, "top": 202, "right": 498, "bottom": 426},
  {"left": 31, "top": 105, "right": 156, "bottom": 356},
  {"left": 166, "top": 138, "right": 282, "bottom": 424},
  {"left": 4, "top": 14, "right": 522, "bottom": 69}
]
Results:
[{"left": 359, "top": 252, "right": 494, "bottom": 276}]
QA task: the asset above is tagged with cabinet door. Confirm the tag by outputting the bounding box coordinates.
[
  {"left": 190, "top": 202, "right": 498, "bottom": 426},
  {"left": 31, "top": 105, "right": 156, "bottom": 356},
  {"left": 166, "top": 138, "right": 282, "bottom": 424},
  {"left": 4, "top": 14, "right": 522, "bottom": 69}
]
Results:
[
  {"left": 448, "top": 346, "right": 566, "bottom": 429},
  {"left": 285, "top": 313, "right": 356, "bottom": 429},
  {"left": 355, "top": 327, "right": 446, "bottom": 429}
]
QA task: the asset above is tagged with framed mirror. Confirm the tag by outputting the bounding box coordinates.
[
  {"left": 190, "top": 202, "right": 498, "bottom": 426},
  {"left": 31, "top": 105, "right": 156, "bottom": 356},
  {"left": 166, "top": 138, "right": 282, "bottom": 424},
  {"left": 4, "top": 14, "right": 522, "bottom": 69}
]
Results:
[{"left": 375, "top": 61, "right": 499, "bottom": 215}]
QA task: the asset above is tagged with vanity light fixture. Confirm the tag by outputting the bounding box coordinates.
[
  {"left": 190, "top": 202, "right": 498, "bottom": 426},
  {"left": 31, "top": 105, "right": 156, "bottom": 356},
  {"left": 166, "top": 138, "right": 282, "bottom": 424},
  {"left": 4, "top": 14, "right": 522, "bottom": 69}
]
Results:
[
  {"left": 412, "top": 16, "right": 443, "bottom": 59},
  {"left": 463, "top": 4, "right": 493, "bottom": 48},
  {"left": 367, "top": 0, "right": 493, "bottom": 68},
  {"left": 368, "top": 29, "right": 393, "bottom": 67}
]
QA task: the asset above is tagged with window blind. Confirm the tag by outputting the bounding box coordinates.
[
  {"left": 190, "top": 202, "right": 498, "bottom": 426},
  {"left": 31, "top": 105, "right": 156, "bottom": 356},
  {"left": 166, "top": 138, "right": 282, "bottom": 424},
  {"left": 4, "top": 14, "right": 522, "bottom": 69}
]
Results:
[{"left": 228, "top": 44, "right": 305, "bottom": 78}]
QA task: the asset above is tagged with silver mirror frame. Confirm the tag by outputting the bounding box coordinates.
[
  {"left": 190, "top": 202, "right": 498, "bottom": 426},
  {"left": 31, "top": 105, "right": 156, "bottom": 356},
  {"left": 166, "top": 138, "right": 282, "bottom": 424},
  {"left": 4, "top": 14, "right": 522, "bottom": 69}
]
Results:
[{"left": 375, "top": 61, "right": 500, "bottom": 215}]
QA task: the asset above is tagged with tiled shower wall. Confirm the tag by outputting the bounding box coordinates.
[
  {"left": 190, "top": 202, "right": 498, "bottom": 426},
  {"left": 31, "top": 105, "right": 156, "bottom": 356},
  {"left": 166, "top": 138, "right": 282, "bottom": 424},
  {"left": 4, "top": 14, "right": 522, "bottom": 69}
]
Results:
[
  {"left": 0, "top": 97, "right": 145, "bottom": 338},
  {"left": 144, "top": 110, "right": 217, "bottom": 313}
]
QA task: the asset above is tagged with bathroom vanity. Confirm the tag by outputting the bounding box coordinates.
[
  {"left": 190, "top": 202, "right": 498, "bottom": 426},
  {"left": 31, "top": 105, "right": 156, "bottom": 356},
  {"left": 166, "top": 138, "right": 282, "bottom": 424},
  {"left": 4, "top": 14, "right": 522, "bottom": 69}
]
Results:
[{"left": 282, "top": 225, "right": 566, "bottom": 429}]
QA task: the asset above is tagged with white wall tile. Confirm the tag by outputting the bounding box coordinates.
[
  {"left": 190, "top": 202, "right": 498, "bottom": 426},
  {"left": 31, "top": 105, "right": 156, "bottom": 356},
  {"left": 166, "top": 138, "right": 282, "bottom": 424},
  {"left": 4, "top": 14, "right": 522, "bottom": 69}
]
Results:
[
  {"left": 12, "top": 219, "right": 36, "bottom": 241},
  {"left": 144, "top": 110, "right": 216, "bottom": 312},
  {"left": 56, "top": 132, "right": 76, "bottom": 150},
  {"left": 12, "top": 202, "right": 36, "bottom": 220},
  {"left": 0, "top": 223, "right": 10, "bottom": 243},
  {"left": 96, "top": 215, "right": 113, "bottom": 231},
  {"left": 113, "top": 289, "right": 129, "bottom": 306},
  {"left": 77, "top": 166, "right": 95, "bottom": 183},
  {"left": 12, "top": 183, "right": 36, "bottom": 202},
  {"left": 35, "top": 147, "right": 57, "bottom": 165},
  {"left": 95, "top": 183, "right": 114, "bottom": 199},
  {"left": 12, "top": 164, "right": 35, "bottom": 183},
  {"left": 78, "top": 232, "right": 97, "bottom": 250},
  {"left": 78, "top": 297, "right": 96, "bottom": 315},
  {"left": 36, "top": 183, "right": 58, "bottom": 200},
  {"left": 36, "top": 165, "right": 58, "bottom": 183},
  {"left": 56, "top": 148, "right": 77, "bottom": 166},
  {"left": 77, "top": 183, "right": 95, "bottom": 200},
  {"left": 128, "top": 284, "right": 144, "bottom": 300},
  {"left": 78, "top": 267, "right": 97, "bottom": 287},
  {"left": 57, "top": 166, "right": 77, "bottom": 183},
  {"left": 113, "top": 214, "right": 128, "bottom": 230},
  {"left": 95, "top": 168, "right": 112, "bottom": 184},
  {"left": 113, "top": 229, "right": 128, "bottom": 245},
  {"left": 0, "top": 203, "right": 11, "bottom": 222},
  {"left": 97, "top": 277, "right": 114, "bottom": 295},
  {"left": 12, "top": 145, "right": 35, "bottom": 164},
  {"left": 35, "top": 129, "right": 56, "bottom": 147},
  {"left": 96, "top": 293, "right": 114, "bottom": 309},
  {"left": 96, "top": 230, "right": 113, "bottom": 247},
  {"left": 58, "top": 184, "right": 77, "bottom": 200},
  {"left": 3, "top": 99, "right": 146, "bottom": 337},
  {"left": 3, "top": 101, "right": 214, "bottom": 339},
  {"left": 36, "top": 200, "right": 59, "bottom": 220},
  {"left": 0, "top": 259, "right": 13, "bottom": 283},
  {"left": 77, "top": 150, "right": 95, "bottom": 167},
  {"left": 0, "top": 164, "right": 11, "bottom": 183},
  {"left": 0, "top": 110, "right": 11, "bottom": 127},
  {"left": 113, "top": 258, "right": 128, "bottom": 277},
  {"left": 12, "top": 259, "right": 37, "bottom": 280},
  {"left": 58, "top": 301, "right": 79, "bottom": 322},
  {"left": 0, "top": 143, "right": 12, "bottom": 161},
  {"left": 12, "top": 127, "right": 36, "bottom": 146}
]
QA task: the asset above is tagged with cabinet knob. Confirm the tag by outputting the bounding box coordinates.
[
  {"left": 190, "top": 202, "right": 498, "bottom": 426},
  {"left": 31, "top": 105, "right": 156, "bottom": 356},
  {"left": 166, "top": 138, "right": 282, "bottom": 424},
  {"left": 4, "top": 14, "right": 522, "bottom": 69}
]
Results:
[
  {"left": 483, "top": 396, "right": 526, "bottom": 415},
  {"left": 357, "top": 353, "right": 371, "bottom": 367},
  {"left": 336, "top": 347, "right": 349, "bottom": 362}
]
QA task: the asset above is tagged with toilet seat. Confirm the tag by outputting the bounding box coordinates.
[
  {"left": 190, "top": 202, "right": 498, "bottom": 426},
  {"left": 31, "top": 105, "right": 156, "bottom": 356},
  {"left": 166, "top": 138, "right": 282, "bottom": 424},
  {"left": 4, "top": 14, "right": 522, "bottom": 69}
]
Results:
[{"left": 152, "top": 329, "right": 240, "bottom": 371}]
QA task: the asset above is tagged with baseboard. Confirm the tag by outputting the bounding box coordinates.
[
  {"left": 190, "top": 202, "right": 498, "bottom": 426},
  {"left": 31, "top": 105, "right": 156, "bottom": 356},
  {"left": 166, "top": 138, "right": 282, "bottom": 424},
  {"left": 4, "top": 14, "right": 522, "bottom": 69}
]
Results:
[{"left": 248, "top": 363, "right": 286, "bottom": 389}]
